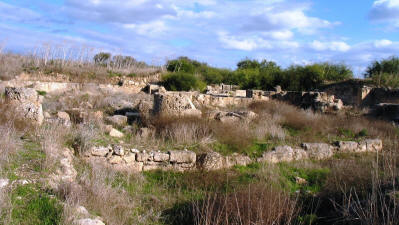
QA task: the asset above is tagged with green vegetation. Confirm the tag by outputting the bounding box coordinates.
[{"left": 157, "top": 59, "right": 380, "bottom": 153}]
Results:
[
  {"left": 365, "top": 56, "right": 399, "bottom": 87},
  {"left": 162, "top": 72, "right": 206, "bottom": 92},
  {"left": 10, "top": 184, "right": 62, "bottom": 225},
  {"left": 163, "top": 57, "right": 353, "bottom": 91},
  {"left": 278, "top": 163, "right": 330, "bottom": 194}
]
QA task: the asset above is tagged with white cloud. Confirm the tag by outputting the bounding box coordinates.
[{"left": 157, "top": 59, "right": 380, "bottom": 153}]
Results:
[
  {"left": 310, "top": 40, "right": 351, "bottom": 52},
  {"left": 369, "top": 0, "right": 399, "bottom": 27},
  {"left": 123, "top": 20, "right": 167, "bottom": 36},
  {"left": 374, "top": 39, "right": 393, "bottom": 47},
  {"left": 262, "top": 30, "right": 293, "bottom": 40},
  {"left": 218, "top": 32, "right": 270, "bottom": 51}
]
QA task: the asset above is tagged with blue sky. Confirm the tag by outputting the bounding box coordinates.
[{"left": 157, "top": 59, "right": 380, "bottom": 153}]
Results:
[{"left": 1, "top": 0, "right": 399, "bottom": 76}]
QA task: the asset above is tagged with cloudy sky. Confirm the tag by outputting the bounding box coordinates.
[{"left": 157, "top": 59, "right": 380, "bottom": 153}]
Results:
[{"left": 1, "top": 0, "right": 399, "bottom": 76}]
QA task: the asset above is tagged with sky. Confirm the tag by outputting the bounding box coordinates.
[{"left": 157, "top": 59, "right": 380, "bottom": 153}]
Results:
[{"left": 0, "top": 0, "right": 399, "bottom": 77}]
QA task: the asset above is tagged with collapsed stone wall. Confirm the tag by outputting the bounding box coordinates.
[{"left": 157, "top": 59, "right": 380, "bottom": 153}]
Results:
[
  {"left": 87, "top": 139, "right": 382, "bottom": 173},
  {"left": 262, "top": 91, "right": 343, "bottom": 112}
]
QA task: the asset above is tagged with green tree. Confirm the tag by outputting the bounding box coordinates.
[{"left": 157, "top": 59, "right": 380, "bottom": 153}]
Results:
[
  {"left": 365, "top": 56, "right": 399, "bottom": 87},
  {"left": 93, "top": 52, "right": 111, "bottom": 65}
]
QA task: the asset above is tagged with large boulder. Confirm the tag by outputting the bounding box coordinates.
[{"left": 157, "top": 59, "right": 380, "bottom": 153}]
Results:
[{"left": 5, "top": 87, "right": 44, "bottom": 125}]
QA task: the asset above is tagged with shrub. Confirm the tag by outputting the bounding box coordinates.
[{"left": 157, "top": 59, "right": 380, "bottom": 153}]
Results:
[
  {"left": 162, "top": 72, "right": 206, "bottom": 91},
  {"left": 365, "top": 56, "right": 399, "bottom": 87}
]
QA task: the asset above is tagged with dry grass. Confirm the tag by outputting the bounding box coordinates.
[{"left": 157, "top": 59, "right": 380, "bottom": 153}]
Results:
[
  {"left": 0, "top": 48, "right": 163, "bottom": 83},
  {"left": 192, "top": 184, "right": 298, "bottom": 225}
]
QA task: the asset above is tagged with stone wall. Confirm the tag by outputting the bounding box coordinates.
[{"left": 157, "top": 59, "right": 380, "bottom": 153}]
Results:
[
  {"left": 86, "top": 146, "right": 251, "bottom": 172},
  {"left": 0, "top": 80, "right": 144, "bottom": 95},
  {"left": 87, "top": 139, "right": 382, "bottom": 173},
  {"left": 264, "top": 91, "right": 343, "bottom": 112}
]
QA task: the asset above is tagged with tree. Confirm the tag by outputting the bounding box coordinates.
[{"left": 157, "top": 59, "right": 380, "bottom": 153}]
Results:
[{"left": 93, "top": 52, "right": 111, "bottom": 65}]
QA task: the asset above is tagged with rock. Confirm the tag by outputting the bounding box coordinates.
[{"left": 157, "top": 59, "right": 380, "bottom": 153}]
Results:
[
  {"left": 0, "top": 179, "right": 9, "bottom": 189},
  {"left": 5, "top": 87, "right": 44, "bottom": 125},
  {"left": 109, "top": 128, "right": 124, "bottom": 138},
  {"left": 153, "top": 92, "right": 201, "bottom": 116},
  {"left": 136, "top": 152, "right": 151, "bottom": 162},
  {"left": 274, "top": 85, "right": 282, "bottom": 93},
  {"left": 44, "top": 111, "right": 51, "bottom": 118},
  {"left": 75, "top": 218, "right": 105, "bottom": 225},
  {"left": 113, "top": 145, "right": 125, "bottom": 156},
  {"left": 258, "top": 146, "right": 295, "bottom": 163},
  {"left": 295, "top": 177, "right": 307, "bottom": 185},
  {"left": 257, "top": 146, "right": 308, "bottom": 163},
  {"left": 197, "top": 152, "right": 225, "bottom": 170},
  {"left": 169, "top": 150, "right": 196, "bottom": 164},
  {"left": 302, "top": 143, "right": 334, "bottom": 160},
  {"left": 74, "top": 205, "right": 89, "bottom": 216},
  {"left": 90, "top": 146, "right": 109, "bottom": 157},
  {"left": 230, "top": 153, "right": 252, "bottom": 166},
  {"left": 109, "top": 156, "right": 123, "bottom": 164},
  {"left": 57, "top": 111, "right": 70, "bottom": 121},
  {"left": 105, "top": 115, "right": 128, "bottom": 127},
  {"left": 336, "top": 141, "right": 359, "bottom": 152},
  {"left": 358, "top": 139, "right": 383, "bottom": 152},
  {"left": 153, "top": 152, "right": 170, "bottom": 162},
  {"left": 123, "top": 153, "right": 136, "bottom": 163},
  {"left": 104, "top": 125, "right": 113, "bottom": 133},
  {"left": 91, "top": 111, "right": 104, "bottom": 121}
]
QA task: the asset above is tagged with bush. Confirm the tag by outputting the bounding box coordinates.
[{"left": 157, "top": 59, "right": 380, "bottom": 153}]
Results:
[
  {"left": 162, "top": 72, "right": 206, "bottom": 91},
  {"left": 365, "top": 56, "right": 399, "bottom": 87}
]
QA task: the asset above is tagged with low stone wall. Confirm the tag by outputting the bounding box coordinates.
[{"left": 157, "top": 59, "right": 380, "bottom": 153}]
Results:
[
  {"left": 0, "top": 80, "right": 144, "bottom": 95},
  {"left": 86, "top": 146, "right": 251, "bottom": 172},
  {"left": 153, "top": 91, "right": 265, "bottom": 116},
  {"left": 258, "top": 139, "right": 382, "bottom": 163},
  {"left": 87, "top": 139, "right": 382, "bottom": 173}
]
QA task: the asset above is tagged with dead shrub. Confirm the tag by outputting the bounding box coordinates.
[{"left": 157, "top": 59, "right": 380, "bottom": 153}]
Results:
[
  {"left": 69, "top": 123, "right": 101, "bottom": 156},
  {"left": 69, "top": 165, "right": 137, "bottom": 225},
  {"left": 192, "top": 183, "right": 298, "bottom": 225},
  {"left": 153, "top": 116, "right": 214, "bottom": 147}
]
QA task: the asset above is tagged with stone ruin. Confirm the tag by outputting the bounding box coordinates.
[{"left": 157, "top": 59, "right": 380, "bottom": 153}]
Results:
[
  {"left": 4, "top": 87, "right": 44, "bottom": 125},
  {"left": 86, "top": 139, "right": 382, "bottom": 173}
]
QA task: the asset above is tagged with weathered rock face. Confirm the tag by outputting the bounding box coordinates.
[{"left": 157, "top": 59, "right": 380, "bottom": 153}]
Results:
[{"left": 5, "top": 87, "right": 44, "bottom": 125}]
